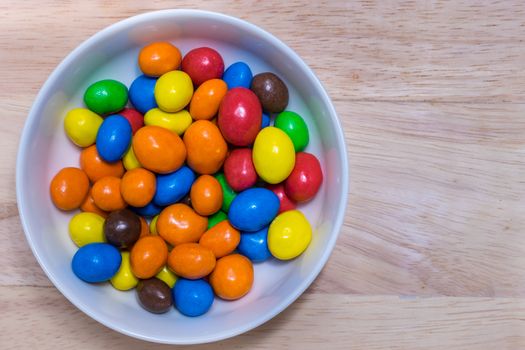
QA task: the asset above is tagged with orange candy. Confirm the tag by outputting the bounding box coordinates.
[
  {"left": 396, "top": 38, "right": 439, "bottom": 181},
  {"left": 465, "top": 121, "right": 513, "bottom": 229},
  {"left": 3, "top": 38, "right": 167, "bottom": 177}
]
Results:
[
  {"left": 189, "top": 79, "right": 228, "bottom": 120},
  {"left": 80, "top": 187, "right": 108, "bottom": 217},
  {"left": 91, "top": 176, "right": 127, "bottom": 211},
  {"left": 138, "top": 42, "right": 182, "bottom": 77},
  {"left": 183, "top": 120, "right": 227, "bottom": 174},
  {"left": 199, "top": 220, "right": 240, "bottom": 258},
  {"left": 139, "top": 216, "right": 150, "bottom": 237},
  {"left": 190, "top": 175, "right": 223, "bottom": 216},
  {"left": 50, "top": 167, "right": 89, "bottom": 211},
  {"left": 130, "top": 235, "right": 168, "bottom": 279},
  {"left": 120, "top": 168, "right": 156, "bottom": 207},
  {"left": 157, "top": 203, "right": 208, "bottom": 246},
  {"left": 132, "top": 126, "right": 186, "bottom": 174},
  {"left": 210, "top": 254, "right": 254, "bottom": 300},
  {"left": 80, "top": 145, "right": 125, "bottom": 182},
  {"left": 167, "top": 243, "right": 216, "bottom": 279}
]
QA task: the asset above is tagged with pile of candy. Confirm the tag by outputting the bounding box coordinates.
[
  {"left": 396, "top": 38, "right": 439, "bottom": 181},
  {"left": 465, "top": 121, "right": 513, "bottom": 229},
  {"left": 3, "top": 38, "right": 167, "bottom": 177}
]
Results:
[{"left": 50, "top": 42, "right": 323, "bottom": 317}]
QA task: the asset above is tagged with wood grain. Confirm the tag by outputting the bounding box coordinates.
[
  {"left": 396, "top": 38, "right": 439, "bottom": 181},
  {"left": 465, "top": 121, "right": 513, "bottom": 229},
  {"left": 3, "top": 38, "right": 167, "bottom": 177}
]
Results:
[{"left": 2, "top": 0, "right": 525, "bottom": 348}]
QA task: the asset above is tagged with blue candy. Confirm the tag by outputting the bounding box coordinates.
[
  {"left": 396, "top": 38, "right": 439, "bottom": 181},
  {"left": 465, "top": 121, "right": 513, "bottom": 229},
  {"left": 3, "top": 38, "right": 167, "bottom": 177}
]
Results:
[
  {"left": 261, "top": 112, "right": 271, "bottom": 128},
  {"left": 72, "top": 243, "right": 121, "bottom": 283},
  {"left": 223, "top": 61, "right": 253, "bottom": 89},
  {"left": 130, "top": 201, "right": 163, "bottom": 217},
  {"left": 95, "top": 115, "right": 131, "bottom": 162},
  {"left": 228, "top": 188, "right": 279, "bottom": 232},
  {"left": 153, "top": 166, "right": 195, "bottom": 206},
  {"left": 129, "top": 75, "right": 157, "bottom": 114},
  {"left": 173, "top": 278, "right": 214, "bottom": 317},
  {"left": 238, "top": 227, "right": 272, "bottom": 263}
]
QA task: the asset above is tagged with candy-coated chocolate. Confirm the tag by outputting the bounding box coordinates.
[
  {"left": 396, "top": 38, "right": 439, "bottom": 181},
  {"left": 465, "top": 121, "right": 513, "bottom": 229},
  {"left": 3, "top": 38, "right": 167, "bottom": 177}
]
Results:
[
  {"left": 130, "top": 201, "right": 163, "bottom": 217},
  {"left": 250, "top": 72, "right": 288, "bottom": 113},
  {"left": 189, "top": 79, "right": 227, "bottom": 120},
  {"left": 183, "top": 120, "right": 227, "bottom": 174},
  {"left": 207, "top": 210, "right": 227, "bottom": 229},
  {"left": 167, "top": 243, "right": 216, "bottom": 279},
  {"left": 238, "top": 227, "right": 272, "bottom": 263},
  {"left": 103, "top": 209, "right": 141, "bottom": 249},
  {"left": 69, "top": 212, "right": 105, "bottom": 247},
  {"left": 181, "top": 47, "right": 224, "bottom": 86},
  {"left": 131, "top": 235, "right": 168, "bottom": 278},
  {"left": 110, "top": 251, "right": 138, "bottom": 291},
  {"left": 132, "top": 125, "right": 186, "bottom": 174},
  {"left": 268, "top": 210, "right": 312, "bottom": 260},
  {"left": 96, "top": 115, "right": 132, "bottom": 162},
  {"left": 155, "top": 265, "right": 177, "bottom": 288},
  {"left": 144, "top": 108, "right": 192, "bottom": 135},
  {"left": 139, "top": 42, "right": 182, "bottom": 77},
  {"left": 210, "top": 254, "right": 253, "bottom": 300},
  {"left": 92, "top": 176, "right": 126, "bottom": 211},
  {"left": 80, "top": 145, "right": 125, "bottom": 182},
  {"left": 284, "top": 152, "right": 323, "bottom": 203},
  {"left": 266, "top": 183, "right": 296, "bottom": 213},
  {"left": 137, "top": 278, "right": 173, "bottom": 314},
  {"left": 122, "top": 146, "right": 141, "bottom": 170},
  {"left": 149, "top": 215, "right": 159, "bottom": 235},
  {"left": 252, "top": 127, "right": 295, "bottom": 184},
  {"left": 215, "top": 173, "right": 236, "bottom": 212},
  {"left": 274, "top": 111, "right": 309, "bottom": 152},
  {"left": 157, "top": 204, "right": 208, "bottom": 246},
  {"left": 261, "top": 112, "right": 271, "bottom": 128},
  {"left": 80, "top": 187, "right": 108, "bottom": 218},
  {"left": 223, "top": 148, "right": 257, "bottom": 192},
  {"left": 173, "top": 278, "right": 214, "bottom": 317},
  {"left": 228, "top": 188, "right": 279, "bottom": 232},
  {"left": 64, "top": 108, "right": 103, "bottom": 147},
  {"left": 223, "top": 61, "right": 253, "bottom": 89},
  {"left": 118, "top": 108, "right": 144, "bottom": 135},
  {"left": 50, "top": 167, "right": 89, "bottom": 211},
  {"left": 129, "top": 75, "right": 158, "bottom": 114},
  {"left": 139, "top": 216, "right": 150, "bottom": 237},
  {"left": 199, "top": 220, "right": 240, "bottom": 258},
  {"left": 190, "top": 175, "right": 223, "bottom": 216},
  {"left": 154, "top": 70, "right": 193, "bottom": 113},
  {"left": 84, "top": 79, "right": 128, "bottom": 115},
  {"left": 120, "top": 168, "right": 156, "bottom": 207},
  {"left": 218, "top": 87, "right": 262, "bottom": 146},
  {"left": 72, "top": 243, "right": 121, "bottom": 283},
  {"left": 153, "top": 166, "right": 195, "bottom": 206}
]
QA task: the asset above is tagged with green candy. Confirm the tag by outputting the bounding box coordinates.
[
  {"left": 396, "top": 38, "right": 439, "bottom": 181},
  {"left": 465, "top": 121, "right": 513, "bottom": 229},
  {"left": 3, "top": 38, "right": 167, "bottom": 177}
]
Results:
[
  {"left": 207, "top": 211, "right": 228, "bottom": 229},
  {"left": 215, "top": 173, "right": 236, "bottom": 212},
  {"left": 84, "top": 79, "right": 128, "bottom": 115},
  {"left": 274, "top": 111, "right": 309, "bottom": 152}
]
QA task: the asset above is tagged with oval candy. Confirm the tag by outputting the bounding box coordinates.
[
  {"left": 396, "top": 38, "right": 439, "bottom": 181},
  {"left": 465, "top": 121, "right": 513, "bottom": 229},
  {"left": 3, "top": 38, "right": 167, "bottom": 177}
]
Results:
[
  {"left": 223, "top": 148, "right": 257, "bottom": 192},
  {"left": 120, "top": 168, "right": 156, "bottom": 207},
  {"left": 189, "top": 79, "right": 227, "bottom": 120},
  {"left": 181, "top": 47, "right": 224, "bottom": 86},
  {"left": 72, "top": 243, "right": 121, "bottom": 283},
  {"left": 154, "top": 166, "right": 195, "bottom": 206},
  {"left": 210, "top": 254, "right": 253, "bottom": 300},
  {"left": 238, "top": 227, "right": 272, "bottom": 263},
  {"left": 118, "top": 108, "right": 144, "bottom": 135},
  {"left": 157, "top": 203, "right": 208, "bottom": 246},
  {"left": 167, "top": 243, "right": 216, "bottom": 279},
  {"left": 199, "top": 220, "right": 240, "bottom": 258},
  {"left": 274, "top": 111, "right": 309, "bottom": 152},
  {"left": 252, "top": 127, "right": 295, "bottom": 184},
  {"left": 129, "top": 75, "right": 158, "bottom": 114},
  {"left": 223, "top": 61, "right": 253, "bottom": 89},
  {"left": 139, "top": 42, "right": 182, "bottom": 77},
  {"left": 268, "top": 210, "right": 312, "bottom": 260},
  {"left": 103, "top": 209, "right": 141, "bottom": 249},
  {"left": 183, "top": 120, "right": 227, "bottom": 175},
  {"left": 96, "top": 115, "right": 132, "bottom": 162},
  {"left": 190, "top": 175, "right": 223, "bottom": 216},
  {"left": 110, "top": 251, "right": 139, "bottom": 291},
  {"left": 84, "top": 79, "right": 128, "bottom": 115},
  {"left": 137, "top": 278, "right": 173, "bottom": 314},
  {"left": 250, "top": 72, "right": 288, "bottom": 113},
  {"left": 50, "top": 167, "right": 89, "bottom": 211},
  {"left": 173, "top": 278, "right": 214, "bottom": 317},
  {"left": 64, "top": 108, "right": 103, "bottom": 147},
  {"left": 68, "top": 212, "right": 106, "bottom": 247},
  {"left": 154, "top": 70, "right": 193, "bottom": 113},
  {"left": 228, "top": 188, "right": 279, "bottom": 232},
  {"left": 130, "top": 235, "right": 168, "bottom": 279},
  {"left": 284, "top": 152, "right": 323, "bottom": 203},
  {"left": 144, "top": 108, "right": 192, "bottom": 135},
  {"left": 80, "top": 145, "right": 125, "bottom": 182}
]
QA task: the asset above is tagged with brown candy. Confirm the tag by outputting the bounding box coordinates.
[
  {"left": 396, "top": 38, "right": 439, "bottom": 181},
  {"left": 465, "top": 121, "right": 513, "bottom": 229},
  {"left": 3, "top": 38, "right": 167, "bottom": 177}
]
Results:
[
  {"left": 103, "top": 209, "right": 141, "bottom": 249},
  {"left": 250, "top": 72, "right": 289, "bottom": 113},
  {"left": 137, "top": 278, "right": 173, "bottom": 314}
]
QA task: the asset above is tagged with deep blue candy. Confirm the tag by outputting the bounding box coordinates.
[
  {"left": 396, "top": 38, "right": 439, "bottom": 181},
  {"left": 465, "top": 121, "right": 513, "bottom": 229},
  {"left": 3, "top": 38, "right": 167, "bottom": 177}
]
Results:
[
  {"left": 95, "top": 115, "right": 132, "bottom": 162},
  {"left": 154, "top": 166, "right": 195, "bottom": 206},
  {"left": 173, "top": 278, "right": 214, "bottom": 317},
  {"left": 129, "top": 75, "right": 158, "bottom": 114},
  {"left": 72, "top": 243, "right": 121, "bottom": 283},
  {"left": 228, "top": 188, "right": 279, "bottom": 232},
  {"left": 130, "top": 201, "right": 163, "bottom": 217},
  {"left": 261, "top": 112, "right": 271, "bottom": 128},
  {"left": 238, "top": 227, "right": 272, "bottom": 263},
  {"left": 222, "top": 61, "right": 253, "bottom": 89}
]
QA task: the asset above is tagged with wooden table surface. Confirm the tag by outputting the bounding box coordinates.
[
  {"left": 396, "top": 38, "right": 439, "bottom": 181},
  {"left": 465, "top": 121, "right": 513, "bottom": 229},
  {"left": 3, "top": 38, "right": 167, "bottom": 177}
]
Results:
[{"left": 2, "top": 1, "right": 525, "bottom": 349}]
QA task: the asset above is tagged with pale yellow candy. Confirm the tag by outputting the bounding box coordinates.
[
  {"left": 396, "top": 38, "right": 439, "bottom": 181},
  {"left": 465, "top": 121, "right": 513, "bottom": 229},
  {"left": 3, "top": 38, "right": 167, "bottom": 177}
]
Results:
[
  {"left": 268, "top": 210, "right": 312, "bottom": 260},
  {"left": 68, "top": 212, "right": 105, "bottom": 247},
  {"left": 64, "top": 108, "right": 103, "bottom": 147},
  {"left": 149, "top": 215, "right": 159, "bottom": 235},
  {"left": 123, "top": 146, "right": 141, "bottom": 170},
  {"left": 110, "top": 252, "right": 138, "bottom": 291},
  {"left": 155, "top": 265, "right": 178, "bottom": 288},
  {"left": 252, "top": 127, "right": 295, "bottom": 184},
  {"left": 154, "top": 70, "right": 193, "bottom": 112},
  {"left": 144, "top": 108, "right": 192, "bottom": 135}
]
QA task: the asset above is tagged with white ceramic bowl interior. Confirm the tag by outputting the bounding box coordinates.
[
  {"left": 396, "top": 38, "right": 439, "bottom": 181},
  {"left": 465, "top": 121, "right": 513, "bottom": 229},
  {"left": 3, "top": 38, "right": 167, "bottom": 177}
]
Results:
[{"left": 16, "top": 10, "right": 348, "bottom": 344}]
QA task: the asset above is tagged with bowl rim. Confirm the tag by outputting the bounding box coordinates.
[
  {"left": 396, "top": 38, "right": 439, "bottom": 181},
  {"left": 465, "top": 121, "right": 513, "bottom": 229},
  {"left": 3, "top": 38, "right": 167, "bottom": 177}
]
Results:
[{"left": 16, "top": 9, "right": 349, "bottom": 344}]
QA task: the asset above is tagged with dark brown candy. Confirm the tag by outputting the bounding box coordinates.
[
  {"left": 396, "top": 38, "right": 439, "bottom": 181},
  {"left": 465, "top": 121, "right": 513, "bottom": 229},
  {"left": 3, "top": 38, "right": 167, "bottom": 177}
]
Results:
[
  {"left": 180, "top": 194, "right": 192, "bottom": 207},
  {"left": 103, "top": 209, "right": 141, "bottom": 249},
  {"left": 137, "top": 278, "right": 173, "bottom": 314},
  {"left": 250, "top": 72, "right": 289, "bottom": 113}
]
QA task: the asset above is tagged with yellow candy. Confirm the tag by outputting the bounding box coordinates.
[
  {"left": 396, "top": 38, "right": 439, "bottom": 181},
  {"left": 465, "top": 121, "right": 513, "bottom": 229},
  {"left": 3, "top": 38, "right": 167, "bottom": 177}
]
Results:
[
  {"left": 268, "top": 210, "right": 312, "bottom": 260},
  {"left": 154, "top": 71, "right": 193, "bottom": 112},
  {"left": 123, "top": 146, "right": 141, "bottom": 170},
  {"left": 68, "top": 212, "right": 105, "bottom": 247},
  {"left": 252, "top": 127, "right": 295, "bottom": 184},
  {"left": 110, "top": 252, "right": 138, "bottom": 291},
  {"left": 144, "top": 108, "right": 192, "bottom": 135},
  {"left": 64, "top": 108, "right": 103, "bottom": 147},
  {"left": 149, "top": 215, "right": 159, "bottom": 235},
  {"left": 155, "top": 265, "right": 178, "bottom": 288}
]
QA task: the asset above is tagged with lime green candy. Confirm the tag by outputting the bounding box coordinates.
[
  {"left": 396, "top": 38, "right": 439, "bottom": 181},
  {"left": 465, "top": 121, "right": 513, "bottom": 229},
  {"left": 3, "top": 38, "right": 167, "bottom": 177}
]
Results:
[
  {"left": 274, "top": 111, "right": 309, "bottom": 152},
  {"left": 64, "top": 108, "right": 103, "bottom": 147},
  {"left": 207, "top": 210, "right": 228, "bottom": 229},
  {"left": 268, "top": 210, "right": 312, "bottom": 260},
  {"left": 110, "top": 252, "right": 138, "bottom": 291},
  {"left": 215, "top": 173, "right": 236, "bottom": 212},
  {"left": 144, "top": 108, "right": 192, "bottom": 135},
  {"left": 68, "top": 212, "right": 106, "bottom": 247},
  {"left": 155, "top": 266, "right": 178, "bottom": 288},
  {"left": 84, "top": 79, "right": 128, "bottom": 115}
]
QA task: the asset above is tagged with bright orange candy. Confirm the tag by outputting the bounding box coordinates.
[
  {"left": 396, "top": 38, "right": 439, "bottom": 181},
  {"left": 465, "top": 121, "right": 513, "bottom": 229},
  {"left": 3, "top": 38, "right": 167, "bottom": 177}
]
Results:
[
  {"left": 120, "top": 168, "right": 156, "bottom": 207},
  {"left": 167, "top": 243, "right": 216, "bottom": 279},
  {"left": 80, "top": 145, "right": 125, "bottom": 182},
  {"left": 183, "top": 120, "right": 227, "bottom": 174},
  {"left": 189, "top": 79, "right": 228, "bottom": 120},
  {"left": 50, "top": 167, "right": 89, "bottom": 211},
  {"left": 139, "top": 216, "right": 149, "bottom": 237},
  {"left": 199, "top": 220, "right": 240, "bottom": 258},
  {"left": 130, "top": 235, "right": 168, "bottom": 278},
  {"left": 157, "top": 203, "right": 208, "bottom": 246},
  {"left": 91, "top": 176, "right": 127, "bottom": 211},
  {"left": 132, "top": 126, "right": 186, "bottom": 174},
  {"left": 138, "top": 42, "right": 182, "bottom": 77},
  {"left": 210, "top": 254, "right": 254, "bottom": 300},
  {"left": 80, "top": 187, "right": 108, "bottom": 218},
  {"left": 190, "top": 175, "right": 223, "bottom": 216}
]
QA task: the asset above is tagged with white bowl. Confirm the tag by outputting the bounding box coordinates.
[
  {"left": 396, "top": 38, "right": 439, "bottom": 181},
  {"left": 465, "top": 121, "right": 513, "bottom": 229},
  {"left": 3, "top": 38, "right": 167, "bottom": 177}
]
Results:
[{"left": 16, "top": 9, "right": 348, "bottom": 344}]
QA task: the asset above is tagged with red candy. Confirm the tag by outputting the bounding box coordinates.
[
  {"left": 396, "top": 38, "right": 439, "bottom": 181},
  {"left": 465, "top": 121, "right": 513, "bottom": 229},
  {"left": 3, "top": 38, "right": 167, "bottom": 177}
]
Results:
[
  {"left": 284, "top": 152, "right": 323, "bottom": 203},
  {"left": 218, "top": 88, "right": 262, "bottom": 146},
  {"left": 119, "top": 108, "right": 144, "bottom": 135},
  {"left": 266, "top": 183, "right": 296, "bottom": 213},
  {"left": 224, "top": 148, "right": 257, "bottom": 192},
  {"left": 181, "top": 47, "right": 224, "bottom": 86}
]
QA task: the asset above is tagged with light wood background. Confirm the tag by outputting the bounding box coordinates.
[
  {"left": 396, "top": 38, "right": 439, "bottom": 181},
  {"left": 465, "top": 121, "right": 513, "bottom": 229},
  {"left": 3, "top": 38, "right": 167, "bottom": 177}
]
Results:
[{"left": 2, "top": 1, "right": 525, "bottom": 349}]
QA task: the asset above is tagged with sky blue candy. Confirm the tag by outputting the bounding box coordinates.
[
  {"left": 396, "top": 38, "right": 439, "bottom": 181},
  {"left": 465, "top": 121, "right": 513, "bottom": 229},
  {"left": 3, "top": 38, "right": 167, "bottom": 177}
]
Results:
[
  {"left": 261, "top": 112, "right": 271, "bottom": 128},
  {"left": 72, "top": 243, "right": 121, "bottom": 283},
  {"left": 153, "top": 166, "right": 195, "bottom": 206},
  {"left": 228, "top": 188, "right": 279, "bottom": 232},
  {"left": 129, "top": 75, "right": 158, "bottom": 114},
  {"left": 130, "top": 201, "right": 163, "bottom": 217},
  {"left": 173, "top": 278, "right": 214, "bottom": 317},
  {"left": 223, "top": 62, "right": 253, "bottom": 89},
  {"left": 238, "top": 227, "right": 272, "bottom": 263},
  {"left": 95, "top": 115, "right": 132, "bottom": 162}
]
